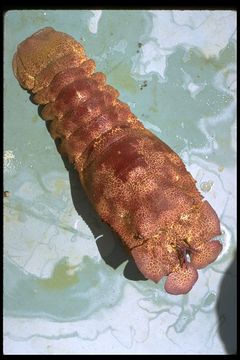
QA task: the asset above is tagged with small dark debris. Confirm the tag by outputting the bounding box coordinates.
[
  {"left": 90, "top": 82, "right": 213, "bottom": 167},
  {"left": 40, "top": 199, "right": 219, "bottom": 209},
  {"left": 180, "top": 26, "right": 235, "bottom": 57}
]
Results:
[
  {"left": 4, "top": 191, "right": 10, "bottom": 198},
  {"left": 140, "top": 80, "right": 148, "bottom": 90},
  {"left": 138, "top": 42, "right": 143, "bottom": 48},
  {"left": 136, "top": 50, "right": 140, "bottom": 53}
]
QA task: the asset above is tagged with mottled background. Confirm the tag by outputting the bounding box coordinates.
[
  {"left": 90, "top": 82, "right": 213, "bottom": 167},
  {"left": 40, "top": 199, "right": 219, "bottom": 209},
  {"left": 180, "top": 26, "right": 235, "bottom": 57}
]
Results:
[{"left": 4, "top": 10, "right": 236, "bottom": 354}]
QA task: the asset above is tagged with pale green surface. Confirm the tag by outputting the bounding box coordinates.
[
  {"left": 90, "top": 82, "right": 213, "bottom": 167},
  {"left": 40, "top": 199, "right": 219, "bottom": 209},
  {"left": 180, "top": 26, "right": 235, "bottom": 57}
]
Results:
[{"left": 4, "top": 10, "right": 236, "bottom": 354}]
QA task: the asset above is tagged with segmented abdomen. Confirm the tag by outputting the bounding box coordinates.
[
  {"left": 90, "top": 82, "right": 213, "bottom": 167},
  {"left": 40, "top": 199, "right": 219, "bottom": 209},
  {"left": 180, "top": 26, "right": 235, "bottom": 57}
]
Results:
[{"left": 13, "top": 27, "right": 144, "bottom": 173}]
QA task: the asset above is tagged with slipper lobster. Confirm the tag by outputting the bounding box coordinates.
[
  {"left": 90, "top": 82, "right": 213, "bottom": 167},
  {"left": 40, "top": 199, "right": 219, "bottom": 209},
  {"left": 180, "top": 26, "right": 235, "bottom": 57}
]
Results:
[{"left": 12, "top": 27, "right": 222, "bottom": 294}]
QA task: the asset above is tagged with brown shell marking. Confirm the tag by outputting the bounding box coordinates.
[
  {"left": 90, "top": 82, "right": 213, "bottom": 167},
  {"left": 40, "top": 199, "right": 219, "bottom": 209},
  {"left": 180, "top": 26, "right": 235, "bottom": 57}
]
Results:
[{"left": 12, "top": 27, "right": 222, "bottom": 295}]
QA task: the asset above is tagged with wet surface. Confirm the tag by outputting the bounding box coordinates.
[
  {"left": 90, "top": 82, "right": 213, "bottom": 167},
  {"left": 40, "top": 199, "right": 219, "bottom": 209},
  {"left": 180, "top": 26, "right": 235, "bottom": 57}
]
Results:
[{"left": 4, "top": 10, "right": 236, "bottom": 354}]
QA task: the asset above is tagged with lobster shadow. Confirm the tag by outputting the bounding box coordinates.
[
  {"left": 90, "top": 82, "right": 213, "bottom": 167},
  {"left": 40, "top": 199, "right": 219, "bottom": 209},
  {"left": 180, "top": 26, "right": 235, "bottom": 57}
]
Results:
[
  {"left": 216, "top": 251, "right": 237, "bottom": 354},
  {"left": 44, "top": 121, "right": 146, "bottom": 282}
]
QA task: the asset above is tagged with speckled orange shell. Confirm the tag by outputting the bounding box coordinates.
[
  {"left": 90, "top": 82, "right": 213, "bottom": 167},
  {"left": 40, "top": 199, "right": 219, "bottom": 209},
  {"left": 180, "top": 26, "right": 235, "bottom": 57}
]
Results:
[{"left": 12, "top": 27, "right": 222, "bottom": 295}]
